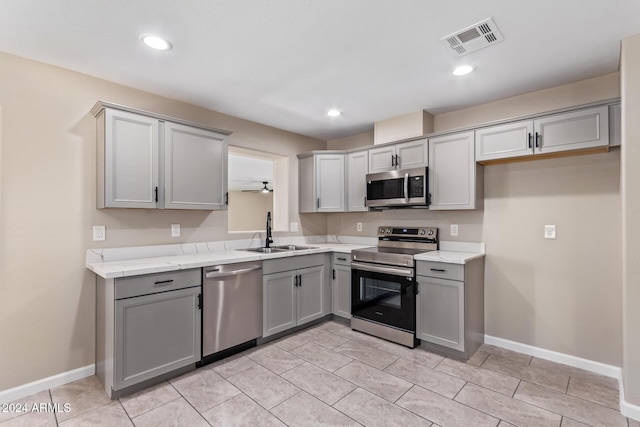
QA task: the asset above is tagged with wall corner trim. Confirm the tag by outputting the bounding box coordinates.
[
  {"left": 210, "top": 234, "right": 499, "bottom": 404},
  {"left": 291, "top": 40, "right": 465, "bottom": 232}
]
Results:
[
  {"left": 485, "top": 335, "right": 640, "bottom": 421},
  {"left": 0, "top": 364, "right": 95, "bottom": 404}
]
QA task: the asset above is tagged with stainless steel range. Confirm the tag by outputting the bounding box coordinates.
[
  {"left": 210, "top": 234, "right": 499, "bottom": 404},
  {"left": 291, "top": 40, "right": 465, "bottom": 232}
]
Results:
[{"left": 351, "top": 226, "right": 438, "bottom": 348}]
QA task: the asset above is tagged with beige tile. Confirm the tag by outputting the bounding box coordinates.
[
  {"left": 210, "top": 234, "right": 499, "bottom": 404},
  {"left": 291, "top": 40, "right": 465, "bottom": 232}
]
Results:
[
  {"left": 396, "top": 384, "right": 499, "bottom": 427},
  {"left": 200, "top": 393, "right": 285, "bottom": 427},
  {"left": 225, "top": 364, "right": 300, "bottom": 410},
  {"left": 628, "top": 418, "right": 640, "bottom": 427},
  {"left": 210, "top": 353, "right": 257, "bottom": 378},
  {"left": 59, "top": 402, "right": 133, "bottom": 427},
  {"left": 50, "top": 376, "right": 111, "bottom": 423},
  {"left": 560, "top": 418, "right": 590, "bottom": 426},
  {"left": 271, "top": 333, "right": 309, "bottom": 352},
  {"left": 479, "top": 344, "right": 533, "bottom": 366},
  {"left": 271, "top": 391, "right": 361, "bottom": 427},
  {"left": 169, "top": 368, "right": 241, "bottom": 412},
  {"left": 300, "top": 328, "right": 350, "bottom": 349},
  {"left": 514, "top": 381, "right": 627, "bottom": 426},
  {"left": 384, "top": 359, "right": 466, "bottom": 399},
  {"left": 131, "top": 398, "right": 208, "bottom": 427},
  {"left": 567, "top": 377, "right": 619, "bottom": 410},
  {"left": 334, "top": 340, "right": 399, "bottom": 370},
  {"left": 0, "top": 390, "right": 52, "bottom": 423},
  {"left": 334, "top": 327, "right": 387, "bottom": 348},
  {"left": 280, "top": 362, "right": 356, "bottom": 405},
  {"left": 290, "top": 342, "right": 353, "bottom": 372},
  {"left": 119, "top": 381, "right": 180, "bottom": 418},
  {"left": 482, "top": 354, "right": 569, "bottom": 393},
  {"left": 529, "top": 358, "right": 619, "bottom": 390},
  {"left": 498, "top": 422, "right": 516, "bottom": 427},
  {"left": 334, "top": 360, "right": 412, "bottom": 402},
  {"left": 455, "top": 383, "right": 561, "bottom": 427},
  {"left": 244, "top": 344, "right": 304, "bottom": 374},
  {"left": 468, "top": 350, "right": 490, "bottom": 367},
  {"left": 334, "top": 387, "right": 432, "bottom": 427},
  {"left": 378, "top": 341, "right": 445, "bottom": 368},
  {"left": 316, "top": 320, "right": 349, "bottom": 333},
  {"left": 435, "top": 357, "right": 520, "bottom": 396},
  {"left": 0, "top": 410, "right": 57, "bottom": 427}
]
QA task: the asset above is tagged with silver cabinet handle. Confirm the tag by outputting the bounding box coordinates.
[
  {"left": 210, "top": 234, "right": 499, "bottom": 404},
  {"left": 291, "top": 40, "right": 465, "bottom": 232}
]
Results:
[
  {"left": 404, "top": 172, "right": 409, "bottom": 203},
  {"left": 205, "top": 266, "right": 262, "bottom": 279}
]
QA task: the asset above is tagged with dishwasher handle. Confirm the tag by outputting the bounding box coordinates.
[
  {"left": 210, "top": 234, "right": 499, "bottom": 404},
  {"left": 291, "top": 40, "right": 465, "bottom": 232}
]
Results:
[{"left": 205, "top": 265, "right": 262, "bottom": 279}]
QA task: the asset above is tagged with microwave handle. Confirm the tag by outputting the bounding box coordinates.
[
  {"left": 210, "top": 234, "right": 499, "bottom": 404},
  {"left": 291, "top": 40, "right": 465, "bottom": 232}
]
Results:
[{"left": 404, "top": 173, "right": 409, "bottom": 203}]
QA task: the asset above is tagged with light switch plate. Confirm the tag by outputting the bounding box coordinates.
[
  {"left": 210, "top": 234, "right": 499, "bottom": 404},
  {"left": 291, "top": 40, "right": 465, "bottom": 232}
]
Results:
[
  {"left": 545, "top": 225, "right": 556, "bottom": 239},
  {"left": 450, "top": 224, "right": 458, "bottom": 236},
  {"left": 171, "top": 224, "right": 180, "bottom": 237},
  {"left": 357, "top": 222, "right": 363, "bottom": 232},
  {"left": 290, "top": 222, "right": 299, "bottom": 232},
  {"left": 93, "top": 226, "right": 105, "bottom": 241}
]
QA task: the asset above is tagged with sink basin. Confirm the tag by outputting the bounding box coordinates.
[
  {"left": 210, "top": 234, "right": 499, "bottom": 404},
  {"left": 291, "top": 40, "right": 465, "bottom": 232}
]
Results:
[
  {"left": 272, "top": 245, "right": 318, "bottom": 251},
  {"left": 239, "top": 247, "right": 289, "bottom": 253}
]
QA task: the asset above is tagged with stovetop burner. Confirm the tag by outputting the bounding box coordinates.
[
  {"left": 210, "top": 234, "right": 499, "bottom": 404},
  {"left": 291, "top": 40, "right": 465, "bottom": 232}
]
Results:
[{"left": 352, "top": 226, "right": 439, "bottom": 267}]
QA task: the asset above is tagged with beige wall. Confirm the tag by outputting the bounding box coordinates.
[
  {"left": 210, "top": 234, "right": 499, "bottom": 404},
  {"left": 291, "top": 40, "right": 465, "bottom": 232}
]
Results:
[
  {"left": 0, "top": 51, "right": 327, "bottom": 391},
  {"left": 328, "top": 73, "right": 623, "bottom": 365},
  {"left": 327, "top": 131, "right": 373, "bottom": 150},
  {"left": 227, "top": 191, "right": 273, "bottom": 232},
  {"left": 621, "top": 34, "right": 640, "bottom": 405}
]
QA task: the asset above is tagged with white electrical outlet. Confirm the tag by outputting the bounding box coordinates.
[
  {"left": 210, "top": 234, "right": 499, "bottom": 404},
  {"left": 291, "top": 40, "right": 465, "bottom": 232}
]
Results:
[
  {"left": 93, "top": 226, "right": 105, "bottom": 241},
  {"left": 290, "top": 222, "right": 299, "bottom": 232},
  {"left": 545, "top": 225, "right": 556, "bottom": 239},
  {"left": 450, "top": 224, "right": 458, "bottom": 236},
  {"left": 171, "top": 224, "right": 180, "bottom": 237},
  {"left": 356, "top": 222, "right": 363, "bottom": 232}
]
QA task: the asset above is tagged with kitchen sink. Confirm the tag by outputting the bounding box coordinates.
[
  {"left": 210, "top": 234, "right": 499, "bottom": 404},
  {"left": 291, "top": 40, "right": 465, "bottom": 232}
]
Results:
[
  {"left": 240, "top": 247, "right": 289, "bottom": 253},
  {"left": 272, "top": 245, "right": 318, "bottom": 251}
]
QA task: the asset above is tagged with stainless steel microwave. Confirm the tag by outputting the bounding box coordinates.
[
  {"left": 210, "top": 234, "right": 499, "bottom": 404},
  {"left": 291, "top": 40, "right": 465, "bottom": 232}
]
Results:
[{"left": 366, "top": 167, "right": 429, "bottom": 208}]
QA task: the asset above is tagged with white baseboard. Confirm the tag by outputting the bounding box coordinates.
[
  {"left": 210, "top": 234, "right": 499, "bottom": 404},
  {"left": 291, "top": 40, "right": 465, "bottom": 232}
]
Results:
[
  {"left": 485, "top": 335, "right": 640, "bottom": 422},
  {"left": 0, "top": 364, "right": 95, "bottom": 404}
]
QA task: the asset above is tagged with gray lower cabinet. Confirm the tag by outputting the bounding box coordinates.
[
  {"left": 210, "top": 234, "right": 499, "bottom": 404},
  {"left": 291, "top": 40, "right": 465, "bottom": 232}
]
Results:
[
  {"left": 96, "top": 269, "right": 202, "bottom": 398},
  {"left": 332, "top": 253, "right": 352, "bottom": 319},
  {"left": 263, "top": 254, "right": 329, "bottom": 337},
  {"left": 416, "top": 258, "right": 484, "bottom": 359}
]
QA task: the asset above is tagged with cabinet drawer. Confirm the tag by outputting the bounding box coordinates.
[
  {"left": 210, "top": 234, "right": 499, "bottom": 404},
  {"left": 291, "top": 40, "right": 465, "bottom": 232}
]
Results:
[
  {"left": 263, "top": 254, "right": 325, "bottom": 275},
  {"left": 332, "top": 252, "right": 351, "bottom": 266},
  {"left": 417, "top": 262, "right": 464, "bottom": 281},
  {"left": 115, "top": 269, "right": 201, "bottom": 299}
]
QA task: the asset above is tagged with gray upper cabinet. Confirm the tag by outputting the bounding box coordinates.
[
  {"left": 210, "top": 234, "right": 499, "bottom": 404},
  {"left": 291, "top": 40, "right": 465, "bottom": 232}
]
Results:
[
  {"left": 298, "top": 153, "right": 345, "bottom": 213},
  {"left": 161, "top": 122, "right": 227, "bottom": 210},
  {"left": 367, "top": 138, "right": 427, "bottom": 173},
  {"left": 98, "top": 109, "right": 159, "bottom": 208},
  {"left": 94, "top": 103, "right": 230, "bottom": 210},
  {"left": 346, "top": 150, "right": 368, "bottom": 211},
  {"left": 475, "top": 105, "right": 609, "bottom": 162},
  {"left": 428, "top": 131, "right": 481, "bottom": 210}
]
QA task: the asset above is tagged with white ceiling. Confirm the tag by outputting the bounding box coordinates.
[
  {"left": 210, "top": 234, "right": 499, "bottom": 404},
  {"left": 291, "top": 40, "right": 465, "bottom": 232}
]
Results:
[
  {"left": 1, "top": 1, "right": 639, "bottom": 141},
  {"left": 228, "top": 154, "right": 274, "bottom": 191}
]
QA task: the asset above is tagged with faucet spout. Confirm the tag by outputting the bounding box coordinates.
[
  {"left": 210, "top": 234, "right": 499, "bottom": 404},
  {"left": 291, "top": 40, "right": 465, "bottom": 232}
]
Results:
[{"left": 265, "top": 211, "right": 273, "bottom": 248}]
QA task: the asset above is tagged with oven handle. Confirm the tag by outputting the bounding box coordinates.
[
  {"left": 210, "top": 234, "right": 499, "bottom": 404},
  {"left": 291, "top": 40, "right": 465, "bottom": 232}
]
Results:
[
  {"left": 351, "top": 261, "right": 414, "bottom": 278},
  {"left": 404, "top": 173, "right": 409, "bottom": 203}
]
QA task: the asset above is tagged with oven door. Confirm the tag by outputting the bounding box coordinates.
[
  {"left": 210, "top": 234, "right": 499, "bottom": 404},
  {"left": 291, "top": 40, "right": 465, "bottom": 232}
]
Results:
[{"left": 351, "top": 262, "right": 416, "bottom": 332}]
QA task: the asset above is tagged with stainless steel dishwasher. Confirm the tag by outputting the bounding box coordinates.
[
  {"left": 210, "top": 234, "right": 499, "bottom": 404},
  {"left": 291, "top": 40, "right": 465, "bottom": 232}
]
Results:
[{"left": 201, "top": 261, "right": 263, "bottom": 364}]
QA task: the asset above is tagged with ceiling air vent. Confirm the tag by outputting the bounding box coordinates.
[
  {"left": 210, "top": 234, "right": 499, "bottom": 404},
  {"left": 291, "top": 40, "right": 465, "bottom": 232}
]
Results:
[{"left": 440, "top": 18, "right": 504, "bottom": 57}]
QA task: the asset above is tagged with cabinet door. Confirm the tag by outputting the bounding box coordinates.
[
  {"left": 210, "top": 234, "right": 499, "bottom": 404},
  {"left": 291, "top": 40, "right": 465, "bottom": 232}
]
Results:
[
  {"left": 316, "top": 154, "right": 345, "bottom": 212},
  {"left": 162, "top": 122, "right": 227, "bottom": 210},
  {"left": 429, "top": 131, "right": 477, "bottom": 210},
  {"left": 102, "top": 109, "right": 159, "bottom": 208},
  {"left": 416, "top": 277, "right": 464, "bottom": 351},
  {"left": 534, "top": 106, "right": 609, "bottom": 154},
  {"left": 297, "top": 265, "right": 325, "bottom": 325},
  {"left": 397, "top": 139, "right": 428, "bottom": 169},
  {"left": 347, "top": 150, "right": 368, "bottom": 211},
  {"left": 263, "top": 271, "right": 296, "bottom": 337},
  {"left": 368, "top": 145, "right": 396, "bottom": 173},
  {"left": 475, "top": 120, "right": 534, "bottom": 162},
  {"left": 115, "top": 286, "right": 201, "bottom": 390},
  {"left": 332, "top": 264, "right": 351, "bottom": 319}
]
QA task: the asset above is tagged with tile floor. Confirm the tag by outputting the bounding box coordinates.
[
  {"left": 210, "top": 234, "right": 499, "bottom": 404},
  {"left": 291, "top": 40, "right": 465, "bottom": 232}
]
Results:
[{"left": 1, "top": 320, "right": 637, "bottom": 427}]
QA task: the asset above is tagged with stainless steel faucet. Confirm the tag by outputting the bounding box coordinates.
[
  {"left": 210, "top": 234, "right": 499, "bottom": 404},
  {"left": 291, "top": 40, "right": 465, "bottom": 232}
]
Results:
[{"left": 265, "top": 211, "right": 273, "bottom": 248}]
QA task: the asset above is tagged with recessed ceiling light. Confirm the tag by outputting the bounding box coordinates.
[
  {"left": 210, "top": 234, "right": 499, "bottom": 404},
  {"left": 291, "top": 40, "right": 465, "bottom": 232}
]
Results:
[
  {"left": 452, "top": 65, "right": 474, "bottom": 76},
  {"left": 327, "top": 109, "right": 341, "bottom": 117},
  {"left": 141, "top": 35, "right": 172, "bottom": 51}
]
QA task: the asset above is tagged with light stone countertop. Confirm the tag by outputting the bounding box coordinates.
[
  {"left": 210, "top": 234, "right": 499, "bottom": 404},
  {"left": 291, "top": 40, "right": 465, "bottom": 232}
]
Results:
[{"left": 413, "top": 250, "right": 485, "bottom": 264}]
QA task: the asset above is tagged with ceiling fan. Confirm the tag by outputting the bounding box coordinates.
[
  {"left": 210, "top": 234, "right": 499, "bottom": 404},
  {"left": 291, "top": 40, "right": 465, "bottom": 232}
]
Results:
[{"left": 240, "top": 181, "right": 273, "bottom": 193}]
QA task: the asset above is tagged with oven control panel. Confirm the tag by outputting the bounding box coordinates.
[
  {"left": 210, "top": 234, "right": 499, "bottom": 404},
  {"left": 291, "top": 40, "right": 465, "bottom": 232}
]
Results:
[{"left": 377, "top": 226, "right": 438, "bottom": 239}]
